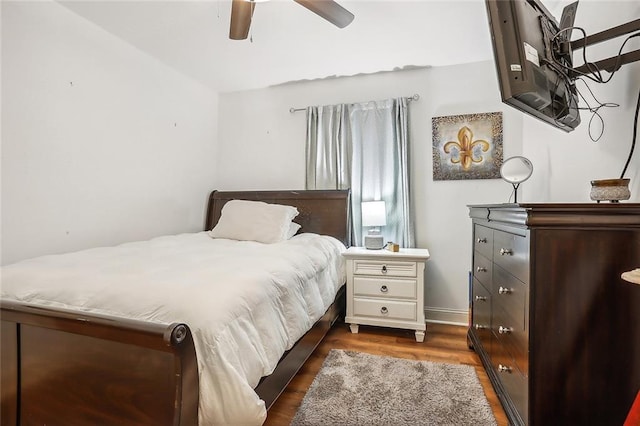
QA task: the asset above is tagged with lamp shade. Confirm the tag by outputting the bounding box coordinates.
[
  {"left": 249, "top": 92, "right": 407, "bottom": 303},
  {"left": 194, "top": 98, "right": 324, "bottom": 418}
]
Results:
[{"left": 361, "top": 201, "right": 386, "bottom": 227}]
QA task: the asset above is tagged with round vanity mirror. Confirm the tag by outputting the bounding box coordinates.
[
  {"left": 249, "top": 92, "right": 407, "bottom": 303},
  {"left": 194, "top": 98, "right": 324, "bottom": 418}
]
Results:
[{"left": 500, "top": 156, "right": 533, "bottom": 203}]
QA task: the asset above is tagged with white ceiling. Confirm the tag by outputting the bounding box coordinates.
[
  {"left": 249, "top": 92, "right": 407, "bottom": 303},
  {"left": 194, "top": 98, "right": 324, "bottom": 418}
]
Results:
[{"left": 57, "top": 0, "right": 565, "bottom": 93}]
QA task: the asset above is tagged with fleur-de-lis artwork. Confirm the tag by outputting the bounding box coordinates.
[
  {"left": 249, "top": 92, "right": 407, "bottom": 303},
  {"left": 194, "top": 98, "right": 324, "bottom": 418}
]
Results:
[
  {"left": 432, "top": 112, "right": 503, "bottom": 180},
  {"left": 444, "top": 126, "right": 490, "bottom": 170}
]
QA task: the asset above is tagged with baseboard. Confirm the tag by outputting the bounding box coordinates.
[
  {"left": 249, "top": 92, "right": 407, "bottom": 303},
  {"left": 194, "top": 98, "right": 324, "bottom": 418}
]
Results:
[{"left": 424, "top": 307, "right": 468, "bottom": 326}]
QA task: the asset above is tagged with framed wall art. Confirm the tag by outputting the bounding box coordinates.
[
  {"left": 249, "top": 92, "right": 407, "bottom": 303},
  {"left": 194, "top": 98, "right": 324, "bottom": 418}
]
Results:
[{"left": 432, "top": 112, "right": 503, "bottom": 180}]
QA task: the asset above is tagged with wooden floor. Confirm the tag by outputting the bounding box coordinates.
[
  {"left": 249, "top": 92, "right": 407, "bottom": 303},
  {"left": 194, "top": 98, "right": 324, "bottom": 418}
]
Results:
[{"left": 264, "top": 321, "right": 508, "bottom": 426}]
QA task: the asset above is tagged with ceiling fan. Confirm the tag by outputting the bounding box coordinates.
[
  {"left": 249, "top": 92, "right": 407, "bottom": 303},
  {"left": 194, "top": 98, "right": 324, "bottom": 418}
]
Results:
[{"left": 229, "top": 0, "right": 355, "bottom": 40}]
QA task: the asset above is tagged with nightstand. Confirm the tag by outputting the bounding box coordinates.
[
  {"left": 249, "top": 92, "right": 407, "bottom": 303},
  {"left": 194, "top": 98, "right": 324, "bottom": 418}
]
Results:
[{"left": 343, "top": 247, "right": 430, "bottom": 342}]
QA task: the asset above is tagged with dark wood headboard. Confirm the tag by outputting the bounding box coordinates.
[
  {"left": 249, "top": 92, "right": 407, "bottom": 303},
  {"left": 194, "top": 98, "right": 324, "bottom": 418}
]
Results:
[{"left": 205, "top": 190, "right": 351, "bottom": 247}]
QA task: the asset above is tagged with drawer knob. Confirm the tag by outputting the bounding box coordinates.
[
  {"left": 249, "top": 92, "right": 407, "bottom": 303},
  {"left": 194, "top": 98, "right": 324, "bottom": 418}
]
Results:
[
  {"left": 499, "top": 248, "right": 513, "bottom": 256},
  {"left": 498, "top": 325, "right": 513, "bottom": 334},
  {"left": 474, "top": 324, "right": 486, "bottom": 330},
  {"left": 380, "top": 306, "right": 388, "bottom": 314},
  {"left": 381, "top": 265, "right": 387, "bottom": 273},
  {"left": 497, "top": 364, "right": 512, "bottom": 373},
  {"left": 498, "top": 286, "right": 512, "bottom": 295},
  {"left": 476, "top": 266, "right": 487, "bottom": 273},
  {"left": 475, "top": 295, "right": 487, "bottom": 302},
  {"left": 476, "top": 237, "right": 487, "bottom": 244},
  {"left": 380, "top": 285, "right": 388, "bottom": 293}
]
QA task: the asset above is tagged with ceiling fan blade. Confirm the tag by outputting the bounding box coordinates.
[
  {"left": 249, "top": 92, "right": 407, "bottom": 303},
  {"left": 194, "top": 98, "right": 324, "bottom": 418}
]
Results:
[
  {"left": 229, "top": 0, "right": 255, "bottom": 40},
  {"left": 293, "top": 0, "right": 354, "bottom": 29}
]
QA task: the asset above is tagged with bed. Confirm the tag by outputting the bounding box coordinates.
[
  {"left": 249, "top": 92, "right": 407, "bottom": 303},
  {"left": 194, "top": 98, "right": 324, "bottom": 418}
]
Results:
[{"left": 0, "top": 189, "right": 351, "bottom": 425}]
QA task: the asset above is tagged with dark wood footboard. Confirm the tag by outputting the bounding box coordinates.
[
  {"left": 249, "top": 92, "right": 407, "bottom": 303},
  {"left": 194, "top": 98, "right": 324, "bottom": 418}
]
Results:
[
  {"left": 0, "top": 287, "right": 345, "bottom": 425},
  {"left": 0, "top": 301, "right": 198, "bottom": 426}
]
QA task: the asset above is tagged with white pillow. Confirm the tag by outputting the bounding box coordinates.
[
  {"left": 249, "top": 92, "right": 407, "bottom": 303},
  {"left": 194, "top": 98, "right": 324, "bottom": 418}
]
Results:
[
  {"left": 209, "top": 199, "right": 299, "bottom": 244},
  {"left": 287, "top": 222, "right": 302, "bottom": 239}
]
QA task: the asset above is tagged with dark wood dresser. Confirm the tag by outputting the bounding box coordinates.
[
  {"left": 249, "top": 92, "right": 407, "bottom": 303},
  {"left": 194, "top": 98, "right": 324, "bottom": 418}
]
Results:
[{"left": 467, "top": 203, "right": 640, "bottom": 426}]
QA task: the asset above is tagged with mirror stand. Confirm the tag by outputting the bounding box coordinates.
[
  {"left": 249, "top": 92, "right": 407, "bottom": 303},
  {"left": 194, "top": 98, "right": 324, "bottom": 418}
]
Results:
[{"left": 511, "top": 182, "right": 521, "bottom": 203}]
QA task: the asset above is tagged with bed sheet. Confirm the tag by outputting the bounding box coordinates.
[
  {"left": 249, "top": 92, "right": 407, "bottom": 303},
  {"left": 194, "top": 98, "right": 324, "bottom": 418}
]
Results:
[{"left": 1, "top": 231, "right": 347, "bottom": 425}]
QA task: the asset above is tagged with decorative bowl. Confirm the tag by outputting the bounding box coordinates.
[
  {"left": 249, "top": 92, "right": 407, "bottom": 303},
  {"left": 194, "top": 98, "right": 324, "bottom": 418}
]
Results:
[{"left": 590, "top": 178, "right": 631, "bottom": 203}]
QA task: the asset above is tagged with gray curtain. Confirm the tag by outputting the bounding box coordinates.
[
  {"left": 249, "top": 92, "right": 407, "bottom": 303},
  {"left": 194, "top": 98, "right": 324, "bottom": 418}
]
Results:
[
  {"left": 305, "top": 105, "right": 352, "bottom": 190},
  {"left": 305, "top": 97, "right": 415, "bottom": 248}
]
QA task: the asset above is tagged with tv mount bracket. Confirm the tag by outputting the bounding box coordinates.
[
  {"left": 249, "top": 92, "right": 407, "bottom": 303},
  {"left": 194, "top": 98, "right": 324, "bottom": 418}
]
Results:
[{"left": 569, "top": 18, "right": 640, "bottom": 78}]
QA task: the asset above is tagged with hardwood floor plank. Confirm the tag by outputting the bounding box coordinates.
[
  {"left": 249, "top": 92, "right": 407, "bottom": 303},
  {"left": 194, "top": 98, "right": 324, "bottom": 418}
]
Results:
[{"left": 264, "top": 321, "right": 508, "bottom": 426}]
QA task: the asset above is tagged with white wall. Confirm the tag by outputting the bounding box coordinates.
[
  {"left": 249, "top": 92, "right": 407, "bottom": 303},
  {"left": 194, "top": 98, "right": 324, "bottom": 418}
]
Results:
[
  {"left": 217, "top": 64, "right": 524, "bottom": 324},
  {"left": 216, "top": 0, "right": 640, "bottom": 324},
  {"left": 1, "top": 1, "right": 219, "bottom": 265}
]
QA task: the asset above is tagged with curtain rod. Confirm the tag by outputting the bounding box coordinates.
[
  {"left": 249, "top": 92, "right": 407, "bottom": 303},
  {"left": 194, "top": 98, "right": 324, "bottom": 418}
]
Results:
[{"left": 289, "top": 94, "right": 420, "bottom": 113}]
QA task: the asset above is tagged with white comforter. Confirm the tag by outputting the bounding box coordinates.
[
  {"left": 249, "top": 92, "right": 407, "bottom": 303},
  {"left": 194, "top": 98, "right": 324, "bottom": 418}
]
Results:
[{"left": 0, "top": 232, "right": 346, "bottom": 425}]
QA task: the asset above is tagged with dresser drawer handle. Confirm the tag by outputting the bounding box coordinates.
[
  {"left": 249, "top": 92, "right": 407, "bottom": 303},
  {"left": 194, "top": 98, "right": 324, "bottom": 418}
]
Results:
[
  {"left": 475, "top": 295, "right": 487, "bottom": 302},
  {"left": 476, "top": 237, "right": 487, "bottom": 244},
  {"left": 381, "top": 265, "right": 387, "bottom": 273},
  {"left": 380, "top": 306, "right": 388, "bottom": 314},
  {"left": 498, "top": 326, "right": 513, "bottom": 334},
  {"left": 497, "top": 364, "right": 512, "bottom": 373},
  {"left": 474, "top": 323, "right": 486, "bottom": 330},
  {"left": 380, "top": 285, "right": 388, "bottom": 293},
  {"left": 499, "top": 248, "right": 513, "bottom": 256},
  {"left": 498, "top": 286, "right": 512, "bottom": 295},
  {"left": 476, "top": 266, "right": 487, "bottom": 273}
]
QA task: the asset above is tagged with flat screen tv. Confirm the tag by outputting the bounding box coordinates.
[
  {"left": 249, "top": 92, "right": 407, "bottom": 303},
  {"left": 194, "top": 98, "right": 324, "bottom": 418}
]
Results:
[{"left": 485, "top": 0, "right": 581, "bottom": 132}]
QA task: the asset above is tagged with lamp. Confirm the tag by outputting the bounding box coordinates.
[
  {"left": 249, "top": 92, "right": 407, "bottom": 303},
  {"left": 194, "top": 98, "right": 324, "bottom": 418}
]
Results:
[{"left": 362, "top": 200, "right": 386, "bottom": 249}]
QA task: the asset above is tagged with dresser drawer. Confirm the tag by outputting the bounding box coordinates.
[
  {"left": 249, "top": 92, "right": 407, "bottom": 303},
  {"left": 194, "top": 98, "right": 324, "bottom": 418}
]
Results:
[
  {"left": 492, "top": 342, "right": 528, "bottom": 425},
  {"left": 493, "top": 230, "right": 529, "bottom": 283},
  {"left": 494, "top": 305, "right": 528, "bottom": 375},
  {"left": 473, "top": 252, "right": 492, "bottom": 286},
  {"left": 353, "top": 277, "right": 417, "bottom": 299},
  {"left": 474, "top": 225, "right": 493, "bottom": 259},
  {"left": 352, "top": 260, "right": 417, "bottom": 277},
  {"left": 493, "top": 265, "right": 527, "bottom": 331},
  {"left": 472, "top": 278, "right": 492, "bottom": 352},
  {"left": 353, "top": 298, "right": 417, "bottom": 321}
]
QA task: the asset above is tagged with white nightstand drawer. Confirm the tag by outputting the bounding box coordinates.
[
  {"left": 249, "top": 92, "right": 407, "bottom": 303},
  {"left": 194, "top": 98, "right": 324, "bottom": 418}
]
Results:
[
  {"left": 353, "top": 277, "right": 417, "bottom": 299},
  {"left": 352, "top": 260, "right": 417, "bottom": 277},
  {"left": 353, "top": 298, "right": 417, "bottom": 321}
]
